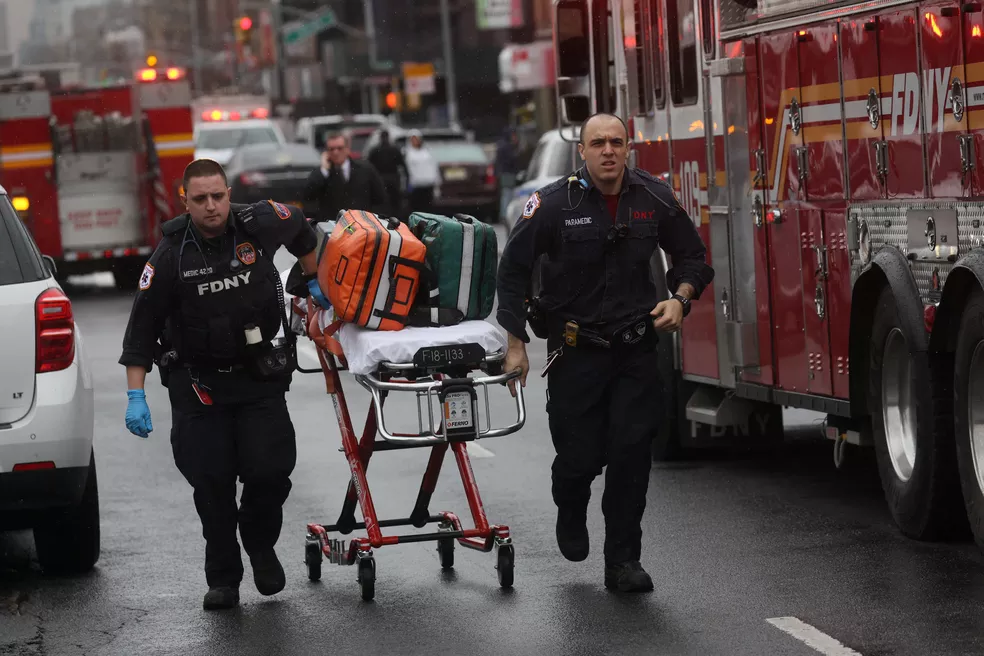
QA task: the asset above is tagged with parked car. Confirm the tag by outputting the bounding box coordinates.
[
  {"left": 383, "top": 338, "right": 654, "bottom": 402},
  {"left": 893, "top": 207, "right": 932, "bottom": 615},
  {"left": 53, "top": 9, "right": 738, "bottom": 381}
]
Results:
[
  {"left": 0, "top": 186, "right": 97, "bottom": 574},
  {"left": 502, "top": 128, "right": 580, "bottom": 234},
  {"left": 429, "top": 141, "right": 500, "bottom": 222},
  {"left": 226, "top": 142, "right": 322, "bottom": 214},
  {"left": 193, "top": 118, "right": 288, "bottom": 167},
  {"left": 294, "top": 114, "right": 392, "bottom": 151}
]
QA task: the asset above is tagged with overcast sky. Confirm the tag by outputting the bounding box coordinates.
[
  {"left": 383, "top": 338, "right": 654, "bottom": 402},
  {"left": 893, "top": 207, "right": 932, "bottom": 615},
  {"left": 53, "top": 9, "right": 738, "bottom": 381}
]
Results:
[{"left": 4, "top": 0, "right": 34, "bottom": 59}]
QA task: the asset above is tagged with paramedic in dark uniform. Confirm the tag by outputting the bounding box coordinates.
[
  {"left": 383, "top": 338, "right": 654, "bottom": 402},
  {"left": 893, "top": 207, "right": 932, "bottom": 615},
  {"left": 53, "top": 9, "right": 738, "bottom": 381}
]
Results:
[
  {"left": 496, "top": 113, "right": 714, "bottom": 593},
  {"left": 119, "top": 158, "right": 330, "bottom": 611}
]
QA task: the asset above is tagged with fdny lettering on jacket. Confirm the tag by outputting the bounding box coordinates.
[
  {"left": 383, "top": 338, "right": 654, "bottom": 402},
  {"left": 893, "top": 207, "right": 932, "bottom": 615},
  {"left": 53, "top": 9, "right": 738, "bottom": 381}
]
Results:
[{"left": 197, "top": 271, "right": 252, "bottom": 296}]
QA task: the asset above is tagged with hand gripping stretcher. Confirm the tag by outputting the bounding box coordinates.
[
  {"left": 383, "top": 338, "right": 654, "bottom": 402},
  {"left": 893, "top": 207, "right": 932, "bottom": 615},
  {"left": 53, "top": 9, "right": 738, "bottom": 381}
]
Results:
[{"left": 288, "top": 286, "right": 526, "bottom": 602}]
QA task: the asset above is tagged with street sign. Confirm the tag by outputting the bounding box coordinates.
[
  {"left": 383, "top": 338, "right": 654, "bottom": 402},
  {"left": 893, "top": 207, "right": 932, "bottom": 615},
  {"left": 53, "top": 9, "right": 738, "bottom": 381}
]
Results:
[
  {"left": 403, "top": 62, "right": 436, "bottom": 95},
  {"left": 283, "top": 8, "right": 337, "bottom": 44}
]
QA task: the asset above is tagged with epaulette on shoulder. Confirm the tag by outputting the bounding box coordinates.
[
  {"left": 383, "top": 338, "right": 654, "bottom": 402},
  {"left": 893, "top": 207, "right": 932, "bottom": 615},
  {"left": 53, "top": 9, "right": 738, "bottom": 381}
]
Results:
[
  {"left": 635, "top": 168, "right": 672, "bottom": 189},
  {"left": 160, "top": 214, "right": 189, "bottom": 237},
  {"left": 538, "top": 176, "right": 569, "bottom": 197}
]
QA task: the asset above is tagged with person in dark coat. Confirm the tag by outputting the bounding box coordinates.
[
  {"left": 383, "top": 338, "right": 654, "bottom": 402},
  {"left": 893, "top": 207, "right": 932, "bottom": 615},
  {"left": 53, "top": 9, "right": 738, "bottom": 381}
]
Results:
[
  {"left": 303, "top": 131, "right": 388, "bottom": 223},
  {"left": 367, "top": 129, "right": 407, "bottom": 216}
]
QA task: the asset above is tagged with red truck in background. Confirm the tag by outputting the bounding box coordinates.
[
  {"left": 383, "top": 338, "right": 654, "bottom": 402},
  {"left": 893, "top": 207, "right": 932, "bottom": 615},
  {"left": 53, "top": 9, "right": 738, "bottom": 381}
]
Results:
[{"left": 0, "top": 66, "right": 194, "bottom": 289}]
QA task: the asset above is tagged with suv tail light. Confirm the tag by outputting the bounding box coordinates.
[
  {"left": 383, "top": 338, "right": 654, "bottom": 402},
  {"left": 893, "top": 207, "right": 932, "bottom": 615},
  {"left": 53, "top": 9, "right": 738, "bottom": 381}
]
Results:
[
  {"left": 36, "top": 288, "right": 75, "bottom": 373},
  {"left": 485, "top": 165, "right": 496, "bottom": 187}
]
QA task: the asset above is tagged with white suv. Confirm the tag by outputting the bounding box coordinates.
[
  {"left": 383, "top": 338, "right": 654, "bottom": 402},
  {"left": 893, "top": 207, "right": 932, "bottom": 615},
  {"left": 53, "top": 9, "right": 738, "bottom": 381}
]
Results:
[{"left": 0, "top": 187, "right": 97, "bottom": 574}]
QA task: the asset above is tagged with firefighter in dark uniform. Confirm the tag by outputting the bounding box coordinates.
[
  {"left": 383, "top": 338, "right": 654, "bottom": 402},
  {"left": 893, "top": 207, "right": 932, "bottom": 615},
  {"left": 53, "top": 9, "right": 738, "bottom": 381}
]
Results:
[
  {"left": 496, "top": 113, "right": 714, "bottom": 592},
  {"left": 119, "top": 159, "right": 330, "bottom": 611}
]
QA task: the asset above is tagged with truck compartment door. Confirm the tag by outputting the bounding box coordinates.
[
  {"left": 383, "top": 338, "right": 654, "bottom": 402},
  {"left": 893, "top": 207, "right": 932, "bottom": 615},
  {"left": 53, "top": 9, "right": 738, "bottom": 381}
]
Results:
[
  {"left": 840, "top": 17, "right": 887, "bottom": 200},
  {"left": 878, "top": 8, "right": 926, "bottom": 198},
  {"left": 920, "top": 2, "right": 971, "bottom": 198},
  {"left": 961, "top": 2, "right": 984, "bottom": 196},
  {"left": 709, "top": 42, "right": 764, "bottom": 389},
  {"left": 760, "top": 30, "right": 809, "bottom": 394}
]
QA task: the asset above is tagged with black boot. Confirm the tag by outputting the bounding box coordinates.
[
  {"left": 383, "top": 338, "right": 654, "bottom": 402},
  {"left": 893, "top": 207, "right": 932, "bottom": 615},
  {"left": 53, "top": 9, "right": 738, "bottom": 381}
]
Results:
[
  {"left": 604, "top": 561, "right": 654, "bottom": 593},
  {"left": 250, "top": 549, "right": 286, "bottom": 596},
  {"left": 203, "top": 586, "right": 240, "bottom": 610},
  {"left": 556, "top": 507, "right": 589, "bottom": 562}
]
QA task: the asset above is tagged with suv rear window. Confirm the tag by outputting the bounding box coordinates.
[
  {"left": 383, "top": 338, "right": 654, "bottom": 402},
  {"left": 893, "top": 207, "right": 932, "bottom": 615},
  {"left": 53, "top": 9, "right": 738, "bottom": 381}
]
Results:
[{"left": 0, "top": 196, "right": 46, "bottom": 286}]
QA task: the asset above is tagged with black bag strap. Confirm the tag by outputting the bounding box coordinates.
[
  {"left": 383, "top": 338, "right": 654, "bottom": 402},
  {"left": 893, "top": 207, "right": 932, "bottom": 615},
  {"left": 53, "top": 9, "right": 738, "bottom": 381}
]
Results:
[
  {"left": 388, "top": 255, "right": 428, "bottom": 273},
  {"left": 402, "top": 306, "right": 464, "bottom": 327},
  {"left": 237, "top": 205, "right": 296, "bottom": 347}
]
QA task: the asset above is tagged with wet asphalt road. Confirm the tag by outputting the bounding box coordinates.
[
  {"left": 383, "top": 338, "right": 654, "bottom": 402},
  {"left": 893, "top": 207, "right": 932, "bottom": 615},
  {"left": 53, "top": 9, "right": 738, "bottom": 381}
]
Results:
[{"left": 3, "top": 243, "right": 984, "bottom": 655}]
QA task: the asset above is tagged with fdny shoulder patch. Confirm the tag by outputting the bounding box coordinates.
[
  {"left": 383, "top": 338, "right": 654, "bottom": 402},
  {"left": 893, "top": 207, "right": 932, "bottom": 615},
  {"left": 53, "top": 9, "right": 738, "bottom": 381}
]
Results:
[
  {"left": 236, "top": 242, "right": 257, "bottom": 266},
  {"left": 522, "top": 192, "right": 541, "bottom": 219},
  {"left": 138, "top": 262, "right": 155, "bottom": 290},
  {"left": 267, "top": 200, "right": 292, "bottom": 220}
]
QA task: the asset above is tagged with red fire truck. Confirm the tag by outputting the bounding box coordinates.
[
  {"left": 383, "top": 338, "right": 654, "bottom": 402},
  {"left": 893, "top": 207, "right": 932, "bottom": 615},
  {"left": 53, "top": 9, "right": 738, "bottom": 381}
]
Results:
[
  {"left": 0, "top": 66, "right": 194, "bottom": 289},
  {"left": 550, "top": 0, "right": 984, "bottom": 549}
]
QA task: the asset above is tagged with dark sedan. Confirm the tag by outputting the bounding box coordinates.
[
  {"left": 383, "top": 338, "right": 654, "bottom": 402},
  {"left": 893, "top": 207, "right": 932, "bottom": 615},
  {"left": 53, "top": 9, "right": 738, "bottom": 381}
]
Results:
[
  {"left": 428, "top": 141, "right": 499, "bottom": 222},
  {"left": 226, "top": 143, "right": 321, "bottom": 215}
]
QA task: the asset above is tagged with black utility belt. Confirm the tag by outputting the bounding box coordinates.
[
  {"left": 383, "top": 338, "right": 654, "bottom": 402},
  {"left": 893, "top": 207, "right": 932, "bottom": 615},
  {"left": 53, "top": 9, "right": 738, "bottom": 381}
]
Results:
[
  {"left": 551, "top": 315, "right": 657, "bottom": 350},
  {"left": 178, "top": 362, "right": 248, "bottom": 373}
]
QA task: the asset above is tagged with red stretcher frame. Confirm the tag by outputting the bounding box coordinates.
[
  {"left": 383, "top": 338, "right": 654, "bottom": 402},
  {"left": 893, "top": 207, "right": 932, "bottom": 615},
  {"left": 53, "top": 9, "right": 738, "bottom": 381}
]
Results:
[{"left": 298, "top": 301, "right": 525, "bottom": 601}]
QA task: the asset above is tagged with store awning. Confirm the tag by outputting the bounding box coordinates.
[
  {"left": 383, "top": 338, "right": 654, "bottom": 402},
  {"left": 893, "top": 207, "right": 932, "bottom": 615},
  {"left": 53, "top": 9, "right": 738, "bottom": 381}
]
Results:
[{"left": 498, "top": 41, "right": 555, "bottom": 93}]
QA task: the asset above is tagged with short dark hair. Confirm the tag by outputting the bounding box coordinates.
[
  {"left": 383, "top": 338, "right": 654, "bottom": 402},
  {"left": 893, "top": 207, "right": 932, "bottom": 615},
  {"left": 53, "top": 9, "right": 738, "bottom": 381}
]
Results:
[
  {"left": 182, "top": 158, "right": 227, "bottom": 192},
  {"left": 324, "top": 131, "right": 349, "bottom": 148},
  {"left": 579, "top": 112, "right": 629, "bottom": 144}
]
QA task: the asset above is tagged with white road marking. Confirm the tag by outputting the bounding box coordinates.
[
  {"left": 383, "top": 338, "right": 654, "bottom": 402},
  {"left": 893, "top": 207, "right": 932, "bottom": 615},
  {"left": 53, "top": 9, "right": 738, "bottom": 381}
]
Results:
[
  {"left": 766, "top": 617, "right": 863, "bottom": 656},
  {"left": 466, "top": 442, "right": 495, "bottom": 458}
]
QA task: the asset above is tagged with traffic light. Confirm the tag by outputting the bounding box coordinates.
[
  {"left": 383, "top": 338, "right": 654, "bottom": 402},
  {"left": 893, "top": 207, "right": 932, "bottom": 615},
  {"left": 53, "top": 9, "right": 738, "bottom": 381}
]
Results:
[
  {"left": 385, "top": 91, "right": 400, "bottom": 111},
  {"left": 235, "top": 15, "right": 254, "bottom": 45}
]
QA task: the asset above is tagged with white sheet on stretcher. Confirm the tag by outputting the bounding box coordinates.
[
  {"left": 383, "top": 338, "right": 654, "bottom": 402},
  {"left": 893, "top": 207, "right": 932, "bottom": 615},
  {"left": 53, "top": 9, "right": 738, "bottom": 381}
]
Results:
[{"left": 283, "top": 270, "right": 507, "bottom": 376}]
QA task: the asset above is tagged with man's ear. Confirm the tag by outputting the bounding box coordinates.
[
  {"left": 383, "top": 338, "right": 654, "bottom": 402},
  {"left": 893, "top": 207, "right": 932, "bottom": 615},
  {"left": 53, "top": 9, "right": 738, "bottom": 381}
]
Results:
[{"left": 179, "top": 193, "right": 187, "bottom": 209}]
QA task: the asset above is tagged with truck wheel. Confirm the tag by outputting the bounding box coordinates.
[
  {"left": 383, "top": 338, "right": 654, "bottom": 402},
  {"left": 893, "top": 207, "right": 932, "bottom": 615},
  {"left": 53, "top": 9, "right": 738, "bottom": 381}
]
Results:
[
  {"left": 952, "top": 287, "right": 984, "bottom": 548},
  {"left": 868, "top": 285, "right": 964, "bottom": 540},
  {"left": 34, "top": 450, "right": 101, "bottom": 575}
]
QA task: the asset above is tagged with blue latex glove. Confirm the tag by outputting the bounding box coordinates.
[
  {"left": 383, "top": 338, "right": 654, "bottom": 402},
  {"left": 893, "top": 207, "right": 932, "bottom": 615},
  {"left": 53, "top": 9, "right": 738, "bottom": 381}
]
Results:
[
  {"left": 125, "top": 389, "right": 153, "bottom": 438},
  {"left": 307, "top": 277, "right": 330, "bottom": 310}
]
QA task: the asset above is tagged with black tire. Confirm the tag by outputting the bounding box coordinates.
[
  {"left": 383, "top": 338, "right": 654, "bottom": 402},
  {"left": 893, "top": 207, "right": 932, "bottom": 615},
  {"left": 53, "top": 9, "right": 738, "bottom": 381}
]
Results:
[
  {"left": 496, "top": 544, "right": 514, "bottom": 588},
  {"left": 305, "top": 538, "right": 322, "bottom": 581},
  {"left": 358, "top": 557, "right": 375, "bottom": 602},
  {"left": 34, "top": 450, "right": 100, "bottom": 575},
  {"left": 437, "top": 537, "right": 455, "bottom": 569},
  {"left": 868, "top": 285, "right": 965, "bottom": 540},
  {"left": 952, "top": 287, "right": 984, "bottom": 548}
]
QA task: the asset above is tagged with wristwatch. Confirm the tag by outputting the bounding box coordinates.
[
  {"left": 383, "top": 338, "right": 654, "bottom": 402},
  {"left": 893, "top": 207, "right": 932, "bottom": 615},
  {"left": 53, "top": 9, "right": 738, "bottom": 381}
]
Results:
[{"left": 671, "top": 293, "right": 691, "bottom": 317}]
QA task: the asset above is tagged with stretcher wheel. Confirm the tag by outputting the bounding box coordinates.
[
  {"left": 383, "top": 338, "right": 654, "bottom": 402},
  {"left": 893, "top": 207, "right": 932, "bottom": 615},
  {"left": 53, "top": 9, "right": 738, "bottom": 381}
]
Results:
[
  {"left": 358, "top": 556, "right": 376, "bottom": 601},
  {"left": 496, "top": 544, "right": 514, "bottom": 588},
  {"left": 437, "top": 537, "right": 455, "bottom": 569},
  {"left": 305, "top": 538, "right": 322, "bottom": 581}
]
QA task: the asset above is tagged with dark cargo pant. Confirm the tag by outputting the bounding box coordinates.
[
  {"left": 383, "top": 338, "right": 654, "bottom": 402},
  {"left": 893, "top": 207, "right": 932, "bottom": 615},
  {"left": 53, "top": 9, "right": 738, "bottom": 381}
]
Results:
[
  {"left": 169, "top": 370, "right": 297, "bottom": 589},
  {"left": 545, "top": 334, "right": 662, "bottom": 566}
]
